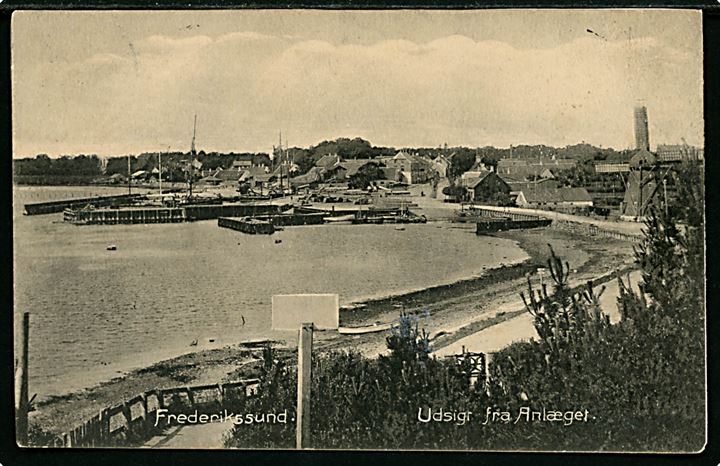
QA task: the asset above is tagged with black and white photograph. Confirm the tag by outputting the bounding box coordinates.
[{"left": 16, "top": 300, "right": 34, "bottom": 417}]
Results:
[{"left": 11, "top": 8, "right": 706, "bottom": 452}]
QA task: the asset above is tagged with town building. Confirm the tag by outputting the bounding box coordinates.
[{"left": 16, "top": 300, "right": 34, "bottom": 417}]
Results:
[
  {"left": 315, "top": 154, "right": 342, "bottom": 170},
  {"left": 231, "top": 159, "right": 254, "bottom": 170},
  {"left": 629, "top": 148, "right": 657, "bottom": 169},
  {"left": 197, "top": 174, "right": 223, "bottom": 186},
  {"left": 464, "top": 170, "right": 511, "bottom": 204},
  {"left": 656, "top": 144, "right": 704, "bottom": 163},
  {"left": 432, "top": 153, "right": 452, "bottom": 178},
  {"left": 214, "top": 168, "right": 242, "bottom": 185},
  {"left": 515, "top": 186, "right": 593, "bottom": 210},
  {"left": 594, "top": 162, "right": 630, "bottom": 173},
  {"left": 239, "top": 166, "right": 272, "bottom": 188},
  {"left": 386, "top": 151, "right": 432, "bottom": 184},
  {"left": 496, "top": 158, "right": 575, "bottom": 181}
]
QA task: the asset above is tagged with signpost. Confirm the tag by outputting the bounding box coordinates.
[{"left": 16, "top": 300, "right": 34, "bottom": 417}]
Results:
[
  {"left": 296, "top": 323, "right": 314, "bottom": 449},
  {"left": 16, "top": 312, "right": 29, "bottom": 446},
  {"left": 271, "top": 294, "right": 340, "bottom": 449},
  {"left": 271, "top": 294, "right": 339, "bottom": 331}
]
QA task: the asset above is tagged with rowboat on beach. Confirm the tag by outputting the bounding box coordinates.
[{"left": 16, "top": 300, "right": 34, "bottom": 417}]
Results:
[{"left": 338, "top": 322, "right": 393, "bottom": 335}]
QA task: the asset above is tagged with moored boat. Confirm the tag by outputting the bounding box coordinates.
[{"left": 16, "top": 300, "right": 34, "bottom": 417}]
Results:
[{"left": 323, "top": 214, "right": 356, "bottom": 223}]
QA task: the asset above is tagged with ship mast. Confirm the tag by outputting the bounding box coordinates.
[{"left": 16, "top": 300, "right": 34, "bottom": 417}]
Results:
[
  {"left": 188, "top": 114, "right": 197, "bottom": 198},
  {"left": 285, "top": 136, "right": 290, "bottom": 195},
  {"left": 127, "top": 153, "right": 132, "bottom": 195},
  {"left": 278, "top": 131, "right": 283, "bottom": 192}
]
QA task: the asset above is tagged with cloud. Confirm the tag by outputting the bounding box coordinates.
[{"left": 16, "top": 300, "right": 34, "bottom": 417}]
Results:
[{"left": 13, "top": 29, "right": 703, "bottom": 157}]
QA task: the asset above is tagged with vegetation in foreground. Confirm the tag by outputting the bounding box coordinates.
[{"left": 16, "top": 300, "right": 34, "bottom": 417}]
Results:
[{"left": 224, "top": 163, "right": 705, "bottom": 451}]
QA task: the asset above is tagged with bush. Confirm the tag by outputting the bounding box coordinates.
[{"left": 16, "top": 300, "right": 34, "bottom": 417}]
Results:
[{"left": 223, "top": 165, "right": 704, "bottom": 451}]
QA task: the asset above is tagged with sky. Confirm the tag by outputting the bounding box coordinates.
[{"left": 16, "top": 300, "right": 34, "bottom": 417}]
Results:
[{"left": 12, "top": 9, "right": 703, "bottom": 158}]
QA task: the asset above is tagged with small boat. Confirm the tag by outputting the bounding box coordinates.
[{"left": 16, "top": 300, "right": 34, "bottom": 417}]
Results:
[
  {"left": 106, "top": 244, "right": 117, "bottom": 251},
  {"left": 338, "top": 322, "right": 393, "bottom": 335},
  {"left": 323, "top": 214, "right": 356, "bottom": 223}
]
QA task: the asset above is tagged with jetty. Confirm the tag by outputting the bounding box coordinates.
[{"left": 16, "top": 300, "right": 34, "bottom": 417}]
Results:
[
  {"left": 62, "top": 202, "right": 291, "bottom": 225},
  {"left": 251, "top": 211, "right": 327, "bottom": 226},
  {"left": 218, "top": 217, "right": 276, "bottom": 235},
  {"left": 475, "top": 216, "right": 552, "bottom": 233},
  {"left": 24, "top": 194, "right": 145, "bottom": 216},
  {"left": 64, "top": 207, "right": 186, "bottom": 225}
]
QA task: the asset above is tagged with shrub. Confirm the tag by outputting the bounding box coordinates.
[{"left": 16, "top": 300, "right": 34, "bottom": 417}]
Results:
[{"left": 223, "top": 164, "right": 704, "bottom": 451}]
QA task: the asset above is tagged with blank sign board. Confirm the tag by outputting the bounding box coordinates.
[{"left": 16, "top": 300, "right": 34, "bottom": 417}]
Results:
[{"left": 271, "top": 294, "right": 339, "bottom": 330}]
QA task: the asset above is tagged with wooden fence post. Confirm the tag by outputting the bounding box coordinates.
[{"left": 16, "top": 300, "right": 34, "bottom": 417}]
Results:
[
  {"left": 296, "top": 323, "right": 314, "bottom": 449},
  {"left": 484, "top": 352, "right": 494, "bottom": 396},
  {"left": 16, "top": 312, "right": 30, "bottom": 446},
  {"left": 121, "top": 402, "right": 132, "bottom": 440}
]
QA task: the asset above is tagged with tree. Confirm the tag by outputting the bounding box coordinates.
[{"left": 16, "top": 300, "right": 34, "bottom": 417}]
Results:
[
  {"left": 347, "top": 162, "right": 385, "bottom": 189},
  {"left": 441, "top": 184, "right": 468, "bottom": 202},
  {"left": 447, "top": 150, "right": 475, "bottom": 181}
]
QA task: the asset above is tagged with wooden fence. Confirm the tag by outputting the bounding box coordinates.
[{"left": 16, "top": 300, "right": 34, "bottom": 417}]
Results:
[
  {"left": 468, "top": 206, "right": 544, "bottom": 222},
  {"left": 550, "top": 219, "right": 642, "bottom": 243},
  {"left": 51, "top": 378, "right": 260, "bottom": 448},
  {"left": 468, "top": 206, "right": 642, "bottom": 243}
]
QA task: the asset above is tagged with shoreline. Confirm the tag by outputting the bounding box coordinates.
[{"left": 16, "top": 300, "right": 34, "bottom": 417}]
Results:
[{"left": 27, "top": 225, "right": 638, "bottom": 436}]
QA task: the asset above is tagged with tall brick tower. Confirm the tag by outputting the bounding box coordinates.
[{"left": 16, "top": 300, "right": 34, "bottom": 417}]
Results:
[{"left": 634, "top": 105, "right": 650, "bottom": 151}]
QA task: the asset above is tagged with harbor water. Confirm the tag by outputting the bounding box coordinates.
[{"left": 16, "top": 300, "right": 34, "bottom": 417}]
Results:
[{"left": 13, "top": 186, "right": 529, "bottom": 398}]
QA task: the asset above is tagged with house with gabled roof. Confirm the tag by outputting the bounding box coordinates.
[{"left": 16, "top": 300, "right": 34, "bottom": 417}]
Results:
[
  {"left": 463, "top": 169, "right": 511, "bottom": 204},
  {"left": 315, "top": 154, "right": 343, "bottom": 170},
  {"left": 387, "top": 151, "right": 432, "bottom": 184},
  {"left": 515, "top": 186, "right": 593, "bottom": 209}
]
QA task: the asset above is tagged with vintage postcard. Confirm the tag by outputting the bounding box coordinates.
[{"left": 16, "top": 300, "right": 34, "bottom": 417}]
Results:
[{"left": 12, "top": 9, "right": 705, "bottom": 452}]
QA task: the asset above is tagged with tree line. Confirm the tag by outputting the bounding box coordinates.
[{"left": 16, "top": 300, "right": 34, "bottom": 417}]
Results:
[{"left": 14, "top": 139, "right": 635, "bottom": 185}]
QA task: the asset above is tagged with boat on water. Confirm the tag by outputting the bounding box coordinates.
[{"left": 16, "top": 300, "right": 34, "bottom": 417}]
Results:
[
  {"left": 384, "top": 214, "right": 427, "bottom": 224},
  {"left": 323, "top": 214, "right": 356, "bottom": 224},
  {"left": 352, "top": 216, "right": 384, "bottom": 225}
]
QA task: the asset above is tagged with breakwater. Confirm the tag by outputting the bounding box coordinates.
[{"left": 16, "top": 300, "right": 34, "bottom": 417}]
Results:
[
  {"left": 63, "top": 203, "right": 291, "bottom": 225},
  {"left": 24, "top": 194, "right": 145, "bottom": 215},
  {"left": 218, "top": 217, "right": 276, "bottom": 235},
  {"left": 183, "top": 203, "right": 289, "bottom": 221},
  {"left": 257, "top": 212, "right": 327, "bottom": 226},
  {"left": 466, "top": 207, "right": 552, "bottom": 234},
  {"left": 476, "top": 217, "right": 552, "bottom": 234},
  {"left": 64, "top": 207, "right": 186, "bottom": 224}
]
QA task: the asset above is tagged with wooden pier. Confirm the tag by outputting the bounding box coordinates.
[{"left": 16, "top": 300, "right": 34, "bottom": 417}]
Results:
[
  {"left": 218, "top": 217, "right": 276, "bottom": 234},
  {"left": 476, "top": 217, "right": 552, "bottom": 234},
  {"left": 183, "top": 203, "right": 289, "bottom": 221},
  {"left": 63, "top": 203, "right": 291, "bottom": 225},
  {"left": 64, "top": 207, "right": 186, "bottom": 225},
  {"left": 255, "top": 212, "right": 327, "bottom": 226},
  {"left": 24, "top": 194, "right": 145, "bottom": 215}
]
